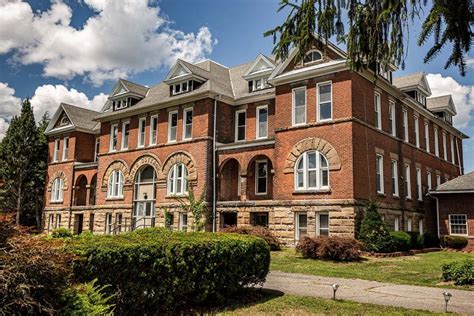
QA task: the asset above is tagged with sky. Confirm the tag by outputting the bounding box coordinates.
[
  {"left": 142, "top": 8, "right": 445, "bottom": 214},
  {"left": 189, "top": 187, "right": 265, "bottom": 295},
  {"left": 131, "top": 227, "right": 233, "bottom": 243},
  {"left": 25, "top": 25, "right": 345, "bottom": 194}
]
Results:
[{"left": 0, "top": 0, "right": 472, "bottom": 171}]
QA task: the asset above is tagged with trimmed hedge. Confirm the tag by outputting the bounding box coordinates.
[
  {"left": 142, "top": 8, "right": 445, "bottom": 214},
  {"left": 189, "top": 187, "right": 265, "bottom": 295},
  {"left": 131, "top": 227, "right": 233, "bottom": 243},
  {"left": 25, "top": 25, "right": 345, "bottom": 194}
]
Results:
[
  {"left": 67, "top": 228, "right": 270, "bottom": 314},
  {"left": 296, "top": 236, "right": 362, "bottom": 261},
  {"left": 442, "top": 260, "right": 474, "bottom": 285},
  {"left": 390, "top": 231, "right": 411, "bottom": 252},
  {"left": 51, "top": 228, "right": 73, "bottom": 238},
  {"left": 221, "top": 225, "right": 281, "bottom": 250},
  {"left": 441, "top": 235, "right": 468, "bottom": 249}
]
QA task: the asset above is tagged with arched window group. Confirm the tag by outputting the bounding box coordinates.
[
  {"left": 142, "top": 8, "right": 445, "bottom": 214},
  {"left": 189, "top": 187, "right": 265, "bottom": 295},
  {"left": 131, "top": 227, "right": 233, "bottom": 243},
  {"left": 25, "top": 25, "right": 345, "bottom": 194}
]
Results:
[
  {"left": 51, "top": 178, "right": 64, "bottom": 202},
  {"left": 107, "top": 170, "right": 124, "bottom": 198},
  {"left": 303, "top": 50, "right": 322, "bottom": 64},
  {"left": 167, "top": 163, "right": 188, "bottom": 195},
  {"left": 295, "top": 151, "right": 329, "bottom": 190}
]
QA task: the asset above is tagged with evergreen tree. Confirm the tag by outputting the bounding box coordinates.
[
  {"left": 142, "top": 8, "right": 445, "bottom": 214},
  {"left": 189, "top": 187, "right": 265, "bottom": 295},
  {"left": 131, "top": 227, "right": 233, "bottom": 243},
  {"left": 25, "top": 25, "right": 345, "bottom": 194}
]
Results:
[
  {"left": 0, "top": 100, "right": 47, "bottom": 226},
  {"left": 359, "top": 201, "right": 394, "bottom": 253},
  {"left": 265, "top": 0, "right": 473, "bottom": 76}
]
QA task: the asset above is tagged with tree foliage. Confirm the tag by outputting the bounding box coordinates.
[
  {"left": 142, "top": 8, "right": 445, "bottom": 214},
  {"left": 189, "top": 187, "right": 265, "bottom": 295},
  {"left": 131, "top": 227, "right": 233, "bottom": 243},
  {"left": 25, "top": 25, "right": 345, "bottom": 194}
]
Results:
[
  {"left": 359, "top": 201, "right": 394, "bottom": 253},
  {"left": 265, "top": 0, "right": 473, "bottom": 76}
]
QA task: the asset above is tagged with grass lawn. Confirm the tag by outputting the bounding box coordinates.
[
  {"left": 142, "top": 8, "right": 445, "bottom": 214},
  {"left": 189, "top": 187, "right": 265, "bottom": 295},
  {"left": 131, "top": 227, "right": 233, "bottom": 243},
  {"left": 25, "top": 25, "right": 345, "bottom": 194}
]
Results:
[
  {"left": 218, "top": 291, "right": 449, "bottom": 315},
  {"left": 271, "top": 248, "right": 474, "bottom": 289}
]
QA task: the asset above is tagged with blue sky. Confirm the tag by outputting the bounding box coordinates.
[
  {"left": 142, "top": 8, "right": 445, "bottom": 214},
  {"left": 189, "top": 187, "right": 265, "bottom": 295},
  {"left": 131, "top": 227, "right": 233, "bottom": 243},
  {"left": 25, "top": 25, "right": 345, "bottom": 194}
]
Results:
[{"left": 0, "top": 0, "right": 472, "bottom": 171}]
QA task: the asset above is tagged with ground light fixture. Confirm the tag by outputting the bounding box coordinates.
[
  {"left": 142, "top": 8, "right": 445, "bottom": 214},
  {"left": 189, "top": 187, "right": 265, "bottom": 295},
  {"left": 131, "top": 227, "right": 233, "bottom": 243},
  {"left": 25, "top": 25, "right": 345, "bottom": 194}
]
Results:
[
  {"left": 332, "top": 283, "right": 339, "bottom": 300},
  {"left": 443, "top": 292, "right": 452, "bottom": 312}
]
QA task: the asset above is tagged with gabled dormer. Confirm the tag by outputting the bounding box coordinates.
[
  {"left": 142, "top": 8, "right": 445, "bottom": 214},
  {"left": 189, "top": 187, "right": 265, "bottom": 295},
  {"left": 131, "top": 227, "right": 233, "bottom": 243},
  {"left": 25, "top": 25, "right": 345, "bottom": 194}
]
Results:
[
  {"left": 393, "top": 73, "right": 431, "bottom": 107},
  {"left": 242, "top": 54, "right": 275, "bottom": 92},
  {"left": 164, "top": 59, "right": 207, "bottom": 96},
  {"left": 108, "top": 79, "right": 149, "bottom": 112},
  {"left": 45, "top": 103, "right": 100, "bottom": 136},
  {"left": 427, "top": 95, "right": 457, "bottom": 125}
]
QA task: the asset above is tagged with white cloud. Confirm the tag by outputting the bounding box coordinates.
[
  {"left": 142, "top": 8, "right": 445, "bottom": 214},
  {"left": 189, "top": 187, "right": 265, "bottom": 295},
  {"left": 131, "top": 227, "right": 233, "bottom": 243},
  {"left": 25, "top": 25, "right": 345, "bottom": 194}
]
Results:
[
  {"left": 426, "top": 73, "right": 474, "bottom": 128},
  {"left": 0, "top": 0, "right": 215, "bottom": 86},
  {"left": 0, "top": 117, "right": 10, "bottom": 140},
  {"left": 0, "top": 82, "right": 22, "bottom": 119}
]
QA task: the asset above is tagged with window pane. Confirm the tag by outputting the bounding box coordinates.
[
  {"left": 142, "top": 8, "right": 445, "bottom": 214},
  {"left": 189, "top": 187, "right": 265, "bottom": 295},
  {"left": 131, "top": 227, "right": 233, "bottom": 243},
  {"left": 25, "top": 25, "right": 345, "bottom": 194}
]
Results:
[
  {"left": 295, "top": 89, "right": 305, "bottom": 107},
  {"left": 319, "top": 84, "right": 331, "bottom": 103},
  {"left": 320, "top": 154, "right": 328, "bottom": 168},
  {"left": 308, "top": 170, "right": 317, "bottom": 187},
  {"left": 238, "top": 112, "right": 245, "bottom": 126},
  {"left": 319, "top": 102, "right": 332, "bottom": 120},
  {"left": 308, "top": 152, "right": 316, "bottom": 169},
  {"left": 297, "top": 171, "right": 304, "bottom": 188},
  {"left": 238, "top": 126, "right": 245, "bottom": 140},
  {"left": 295, "top": 106, "right": 305, "bottom": 124},
  {"left": 321, "top": 170, "right": 329, "bottom": 186}
]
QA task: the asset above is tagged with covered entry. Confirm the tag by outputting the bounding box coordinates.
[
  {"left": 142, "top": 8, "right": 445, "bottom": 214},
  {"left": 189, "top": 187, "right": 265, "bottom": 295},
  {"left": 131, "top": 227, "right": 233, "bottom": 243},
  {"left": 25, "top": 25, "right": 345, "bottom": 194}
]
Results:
[{"left": 133, "top": 165, "right": 156, "bottom": 229}]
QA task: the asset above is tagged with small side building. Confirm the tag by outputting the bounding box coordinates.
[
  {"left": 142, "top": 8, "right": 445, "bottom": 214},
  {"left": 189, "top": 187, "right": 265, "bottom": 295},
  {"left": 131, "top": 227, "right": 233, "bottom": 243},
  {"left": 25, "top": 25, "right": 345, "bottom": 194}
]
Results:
[{"left": 430, "top": 171, "right": 474, "bottom": 249}]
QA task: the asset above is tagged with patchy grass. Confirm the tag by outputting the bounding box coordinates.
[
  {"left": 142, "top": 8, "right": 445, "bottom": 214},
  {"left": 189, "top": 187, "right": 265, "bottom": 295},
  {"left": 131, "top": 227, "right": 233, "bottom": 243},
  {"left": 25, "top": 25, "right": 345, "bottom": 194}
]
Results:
[
  {"left": 271, "top": 248, "right": 474, "bottom": 290},
  {"left": 217, "top": 290, "right": 449, "bottom": 315}
]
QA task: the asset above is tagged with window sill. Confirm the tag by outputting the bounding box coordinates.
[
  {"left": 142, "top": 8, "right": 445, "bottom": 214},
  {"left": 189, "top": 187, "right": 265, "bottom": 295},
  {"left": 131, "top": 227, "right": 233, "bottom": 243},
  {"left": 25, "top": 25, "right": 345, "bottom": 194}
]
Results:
[
  {"left": 392, "top": 194, "right": 400, "bottom": 199},
  {"left": 166, "top": 194, "right": 188, "bottom": 199},
  {"left": 106, "top": 197, "right": 124, "bottom": 201},
  {"left": 293, "top": 189, "right": 331, "bottom": 194},
  {"left": 50, "top": 201, "right": 63, "bottom": 204},
  {"left": 377, "top": 192, "right": 386, "bottom": 197}
]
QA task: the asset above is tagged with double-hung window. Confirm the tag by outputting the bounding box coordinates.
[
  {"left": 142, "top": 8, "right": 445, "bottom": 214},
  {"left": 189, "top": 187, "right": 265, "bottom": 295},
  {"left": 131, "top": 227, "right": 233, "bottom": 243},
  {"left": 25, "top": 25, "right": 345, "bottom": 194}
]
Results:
[
  {"left": 105, "top": 213, "right": 113, "bottom": 234},
  {"left": 451, "top": 136, "right": 456, "bottom": 163},
  {"left": 55, "top": 214, "right": 61, "bottom": 228},
  {"left": 449, "top": 214, "right": 468, "bottom": 236},
  {"left": 179, "top": 213, "right": 188, "bottom": 231},
  {"left": 62, "top": 136, "right": 69, "bottom": 161},
  {"left": 295, "top": 151, "right": 329, "bottom": 191},
  {"left": 94, "top": 137, "right": 100, "bottom": 162},
  {"left": 168, "top": 111, "right": 178, "bottom": 142},
  {"left": 292, "top": 87, "right": 306, "bottom": 125},
  {"left": 374, "top": 92, "right": 382, "bottom": 129},
  {"left": 149, "top": 115, "right": 158, "bottom": 145},
  {"left": 183, "top": 108, "right": 193, "bottom": 140},
  {"left": 405, "top": 164, "right": 411, "bottom": 199},
  {"left": 394, "top": 216, "right": 400, "bottom": 231},
  {"left": 235, "top": 110, "right": 246, "bottom": 142},
  {"left": 138, "top": 117, "right": 146, "bottom": 147},
  {"left": 318, "top": 82, "right": 332, "bottom": 121},
  {"left": 376, "top": 154, "right": 384, "bottom": 194},
  {"left": 434, "top": 127, "right": 439, "bottom": 157},
  {"left": 414, "top": 116, "right": 420, "bottom": 147},
  {"left": 424, "top": 121, "right": 430, "bottom": 152},
  {"left": 255, "top": 160, "right": 268, "bottom": 194},
  {"left": 121, "top": 121, "right": 130, "bottom": 150},
  {"left": 402, "top": 109, "right": 409, "bottom": 142},
  {"left": 50, "top": 178, "right": 64, "bottom": 202},
  {"left": 107, "top": 170, "right": 124, "bottom": 198},
  {"left": 416, "top": 168, "right": 422, "bottom": 201},
  {"left": 53, "top": 139, "right": 60, "bottom": 162},
  {"left": 389, "top": 101, "right": 396, "bottom": 136},
  {"left": 436, "top": 174, "right": 441, "bottom": 187},
  {"left": 407, "top": 218, "right": 412, "bottom": 231},
  {"left": 419, "top": 219, "right": 424, "bottom": 234},
  {"left": 167, "top": 164, "right": 188, "bottom": 195},
  {"left": 427, "top": 171, "right": 432, "bottom": 190},
  {"left": 256, "top": 105, "right": 268, "bottom": 139},
  {"left": 391, "top": 160, "right": 399, "bottom": 197},
  {"left": 295, "top": 212, "right": 308, "bottom": 241},
  {"left": 110, "top": 124, "right": 118, "bottom": 152},
  {"left": 316, "top": 213, "right": 329, "bottom": 236},
  {"left": 442, "top": 132, "right": 447, "bottom": 160}
]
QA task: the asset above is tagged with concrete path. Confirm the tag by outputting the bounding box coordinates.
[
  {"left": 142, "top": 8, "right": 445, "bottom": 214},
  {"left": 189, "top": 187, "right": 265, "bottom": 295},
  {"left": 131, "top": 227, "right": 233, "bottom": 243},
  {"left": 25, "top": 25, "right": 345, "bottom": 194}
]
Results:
[{"left": 263, "top": 271, "right": 474, "bottom": 315}]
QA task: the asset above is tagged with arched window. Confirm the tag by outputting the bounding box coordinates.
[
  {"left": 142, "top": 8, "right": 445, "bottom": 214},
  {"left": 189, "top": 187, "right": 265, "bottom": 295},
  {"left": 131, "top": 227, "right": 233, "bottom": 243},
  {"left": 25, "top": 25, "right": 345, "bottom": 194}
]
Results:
[
  {"left": 304, "top": 50, "right": 322, "bottom": 64},
  {"left": 107, "top": 170, "right": 124, "bottom": 198},
  {"left": 295, "top": 151, "right": 329, "bottom": 190},
  {"left": 51, "top": 177, "right": 64, "bottom": 202},
  {"left": 167, "top": 163, "right": 188, "bottom": 195}
]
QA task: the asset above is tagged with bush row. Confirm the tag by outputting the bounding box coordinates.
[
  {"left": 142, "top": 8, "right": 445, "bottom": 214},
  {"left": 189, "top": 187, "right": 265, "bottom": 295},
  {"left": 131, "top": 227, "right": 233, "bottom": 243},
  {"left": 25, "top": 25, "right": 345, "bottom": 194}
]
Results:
[
  {"left": 296, "top": 236, "right": 362, "bottom": 261},
  {"left": 221, "top": 225, "right": 281, "bottom": 250},
  {"left": 441, "top": 235, "right": 469, "bottom": 249},
  {"left": 442, "top": 260, "right": 474, "bottom": 285}
]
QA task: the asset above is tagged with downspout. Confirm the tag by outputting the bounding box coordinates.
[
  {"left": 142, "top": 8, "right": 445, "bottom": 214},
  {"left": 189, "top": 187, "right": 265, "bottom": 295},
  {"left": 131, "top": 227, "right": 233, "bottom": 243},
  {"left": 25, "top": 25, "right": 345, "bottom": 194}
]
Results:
[
  {"left": 455, "top": 137, "right": 462, "bottom": 175},
  {"left": 212, "top": 95, "right": 219, "bottom": 232},
  {"left": 433, "top": 195, "right": 440, "bottom": 238}
]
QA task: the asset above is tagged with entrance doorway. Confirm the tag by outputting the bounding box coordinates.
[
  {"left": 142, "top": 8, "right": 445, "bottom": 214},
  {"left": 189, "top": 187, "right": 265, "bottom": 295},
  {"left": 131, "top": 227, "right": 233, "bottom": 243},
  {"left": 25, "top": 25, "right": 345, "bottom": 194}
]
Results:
[
  {"left": 73, "top": 214, "right": 84, "bottom": 234},
  {"left": 133, "top": 166, "right": 156, "bottom": 229}
]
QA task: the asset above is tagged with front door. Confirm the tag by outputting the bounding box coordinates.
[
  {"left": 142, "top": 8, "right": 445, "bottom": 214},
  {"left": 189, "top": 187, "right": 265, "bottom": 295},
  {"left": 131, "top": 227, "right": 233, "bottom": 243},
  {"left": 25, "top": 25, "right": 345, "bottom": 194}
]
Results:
[
  {"left": 133, "top": 201, "right": 155, "bottom": 229},
  {"left": 73, "top": 214, "right": 83, "bottom": 234}
]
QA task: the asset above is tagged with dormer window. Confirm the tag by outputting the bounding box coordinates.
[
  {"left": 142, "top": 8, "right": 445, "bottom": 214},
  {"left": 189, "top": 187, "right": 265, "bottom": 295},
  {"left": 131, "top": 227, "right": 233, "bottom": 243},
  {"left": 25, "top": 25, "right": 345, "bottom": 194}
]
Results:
[
  {"left": 303, "top": 50, "right": 322, "bottom": 64},
  {"left": 172, "top": 80, "right": 192, "bottom": 95},
  {"left": 59, "top": 116, "right": 70, "bottom": 126},
  {"left": 377, "top": 65, "right": 392, "bottom": 83},
  {"left": 114, "top": 98, "right": 130, "bottom": 110},
  {"left": 250, "top": 78, "right": 270, "bottom": 92},
  {"left": 417, "top": 93, "right": 426, "bottom": 106}
]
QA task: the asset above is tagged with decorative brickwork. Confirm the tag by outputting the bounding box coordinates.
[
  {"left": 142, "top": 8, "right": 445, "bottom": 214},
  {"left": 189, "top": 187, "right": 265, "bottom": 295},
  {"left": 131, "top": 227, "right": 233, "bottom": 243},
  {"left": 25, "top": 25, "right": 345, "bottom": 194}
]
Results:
[
  {"left": 129, "top": 154, "right": 162, "bottom": 181},
  {"left": 101, "top": 160, "right": 130, "bottom": 189},
  {"left": 161, "top": 151, "right": 198, "bottom": 182},
  {"left": 47, "top": 171, "right": 69, "bottom": 191},
  {"left": 284, "top": 137, "right": 341, "bottom": 173}
]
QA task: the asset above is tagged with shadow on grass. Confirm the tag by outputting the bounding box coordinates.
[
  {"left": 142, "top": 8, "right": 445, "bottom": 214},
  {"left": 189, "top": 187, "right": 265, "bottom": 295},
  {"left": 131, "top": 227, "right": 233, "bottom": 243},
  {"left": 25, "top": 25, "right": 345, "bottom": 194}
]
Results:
[{"left": 183, "top": 288, "right": 284, "bottom": 314}]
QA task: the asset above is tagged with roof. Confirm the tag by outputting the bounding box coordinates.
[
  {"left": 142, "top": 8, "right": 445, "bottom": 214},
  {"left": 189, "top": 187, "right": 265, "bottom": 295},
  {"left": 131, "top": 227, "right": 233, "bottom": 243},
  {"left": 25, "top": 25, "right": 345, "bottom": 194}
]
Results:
[
  {"left": 120, "top": 79, "right": 149, "bottom": 96},
  {"left": 432, "top": 172, "right": 474, "bottom": 193},
  {"left": 427, "top": 95, "right": 457, "bottom": 115},
  {"left": 393, "top": 72, "right": 432, "bottom": 95},
  {"left": 45, "top": 103, "right": 101, "bottom": 135}
]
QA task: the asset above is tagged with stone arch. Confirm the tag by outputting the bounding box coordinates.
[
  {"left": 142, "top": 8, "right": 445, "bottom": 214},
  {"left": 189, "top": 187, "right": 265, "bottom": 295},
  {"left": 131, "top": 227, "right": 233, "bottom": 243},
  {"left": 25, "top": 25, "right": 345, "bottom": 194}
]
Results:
[
  {"left": 101, "top": 160, "right": 130, "bottom": 188},
  {"left": 129, "top": 154, "right": 162, "bottom": 182},
  {"left": 47, "top": 171, "right": 69, "bottom": 191},
  {"left": 284, "top": 137, "right": 341, "bottom": 173},
  {"left": 161, "top": 151, "right": 197, "bottom": 182}
]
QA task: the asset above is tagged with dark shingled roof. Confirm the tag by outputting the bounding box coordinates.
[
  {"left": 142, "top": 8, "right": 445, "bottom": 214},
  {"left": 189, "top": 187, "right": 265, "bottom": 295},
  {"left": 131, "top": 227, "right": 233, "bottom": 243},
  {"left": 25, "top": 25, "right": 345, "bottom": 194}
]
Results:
[
  {"left": 119, "top": 79, "right": 149, "bottom": 96},
  {"left": 432, "top": 171, "right": 474, "bottom": 193},
  {"left": 60, "top": 103, "right": 100, "bottom": 131}
]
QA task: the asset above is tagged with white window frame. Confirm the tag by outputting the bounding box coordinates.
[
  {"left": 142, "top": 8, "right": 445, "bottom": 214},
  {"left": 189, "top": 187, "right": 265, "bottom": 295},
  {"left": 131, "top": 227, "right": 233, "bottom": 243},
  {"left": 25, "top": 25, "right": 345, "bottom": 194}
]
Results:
[
  {"left": 53, "top": 138, "right": 60, "bottom": 162},
  {"left": 235, "top": 110, "right": 246, "bottom": 142},
  {"left": 405, "top": 164, "right": 412, "bottom": 199},
  {"left": 179, "top": 213, "right": 188, "bottom": 231},
  {"left": 138, "top": 117, "right": 146, "bottom": 148},
  {"left": 434, "top": 127, "right": 439, "bottom": 157},
  {"left": 316, "top": 212, "right": 329, "bottom": 236},
  {"left": 427, "top": 171, "right": 432, "bottom": 190},
  {"left": 449, "top": 214, "right": 468, "bottom": 236},
  {"left": 407, "top": 218, "right": 412, "bottom": 232},
  {"left": 105, "top": 213, "right": 113, "bottom": 234},
  {"left": 255, "top": 159, "right": 268, "bottom": 195},
  {"left": 109, "top": 124, "right": 118, "bottom": 152},
  {"left": 172, "top": 81, "right": 190, "bottom": 95},
  {"left": 121, "top": 121, "right": 130, "bottom": 150},
  {"left": 389, "top": 100, "right": 396, "bottom": 136},
  {"left": 251, "top": 78, "right": 269, "bottom": 91},
  {"left": 442, "top": 131, "right": 447, "bottom": 160},
  {"left": 414, "top": 115, "right": 420, "bottom": 148},
  {"left": 374, "top": 92, "right": 382, "bottom": 130},
  {"left": 317, "top": 81, "right": 332, "bottom": 122},
  {"left": 403, "top": 109, "right": 409, "bottom": 142},
  {"left": 168, "top": 111, "right": 178, "bottom": 143},
  {"left": 182, "top": 108, "right": 193, "bottom": 140},
  {"left": 94, "top": 137, "right": 100, "bottom": 162},
  {"left": 419, "top": 218, "right": 424, "bottom": 234},
  {"left": 50, "top": 177, "right": 64, "bottom": 202},
  {"left": 292, "top": 86, "right": 307, "bottom": 126},
  {"left": 167, "top": 163, "right": 188, "bottom": 196},
  {"left": 48, "top": 214, "right": 54, "bottom": 231},
  {"left": 295, "top": 151, "right": 329, "bottom": 191},
  {"left": 436, "top": 174, "right": 441, "bottom": 187},
  {"left": 303, "top": 49, "right": 323, "bottom": 64},
  {"left": 295, "top": 212, "right": 308, "bottom": 241},
  {"left": 107, "top": 170, "right": 124, "bottom": 199},
  {"left": 424, "top": 121, "right": 430, "bottom": 153},
  {"left": 391, "top": 159, "right": 399, "bottom": 197},
  {"left": 394, "top": 216, "right": 400, "bottom": 231},
  {"left": 256, "top": 105, "right": 268, "bottom": 139},
  {"left": 61, "top": 136, "right": 69, "bottom": 161},
  {"left": 416, "top": 168, "right": 422, "bottom": 201},
  {"left": 450, "top": 135, "right": 455, "bottom": 164},
  {"left": 149, "top": 115, "right": 158, "bottom": 146},
  {"left": 55, "top": 214, "right": 61, "bottom": 228},
  {"left": 376, "top": 154, "right": 384, "bottom": 194}
]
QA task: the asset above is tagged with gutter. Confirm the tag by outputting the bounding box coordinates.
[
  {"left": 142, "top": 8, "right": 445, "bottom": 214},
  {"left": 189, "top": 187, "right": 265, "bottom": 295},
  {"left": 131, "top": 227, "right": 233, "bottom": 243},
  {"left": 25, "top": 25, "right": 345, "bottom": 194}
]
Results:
[{"left": 212, "top": 95, "right": 220, "bottom": 232}]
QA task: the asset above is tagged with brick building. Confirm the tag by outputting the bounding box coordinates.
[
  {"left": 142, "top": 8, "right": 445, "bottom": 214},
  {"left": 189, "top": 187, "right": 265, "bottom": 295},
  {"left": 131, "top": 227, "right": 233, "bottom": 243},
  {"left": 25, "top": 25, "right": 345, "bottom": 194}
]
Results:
[{"left": 43, "top": 37, "right": 468, "bottom": 245}]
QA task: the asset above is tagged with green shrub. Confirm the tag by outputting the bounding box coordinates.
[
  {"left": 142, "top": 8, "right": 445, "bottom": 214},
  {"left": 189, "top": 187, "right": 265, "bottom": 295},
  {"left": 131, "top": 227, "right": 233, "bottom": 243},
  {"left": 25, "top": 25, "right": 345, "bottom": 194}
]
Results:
[
  {"left": 221, "top": 225, "right": 281, "bottom": 250},
  {"left": 407, "top": 232, "right": 422, "bottom": 249},
  {"left": 60, "top": 280, "right": 115, "bottom": 315},
  {"left": 441, "top": 235, "right": 468, "bottom": 249},
  {"left": 51, "top": 228, "right": 73, "bottom": 238},
  {"left": 442, "top": 260, "right": 474, "bottom": 285},
  {"left": 390, "top": 231, "right": 411, "bottom": 252},
  {"left": 296, "top": 236, "right": 362, "bottom": 261},
  {"left": 417, "top": 232, "right": 440, "bottom": 248},
  {"left": 359, "top": 201, "right": 394, "bottom": 253},
  {"left": 67, "top": 228, "right": 270, "bottom": 314}
]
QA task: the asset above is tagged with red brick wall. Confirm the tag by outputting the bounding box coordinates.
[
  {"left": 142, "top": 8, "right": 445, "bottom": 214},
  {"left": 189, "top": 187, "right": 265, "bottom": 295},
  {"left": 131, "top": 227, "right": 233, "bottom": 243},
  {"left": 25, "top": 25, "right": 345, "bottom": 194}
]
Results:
[{"left": 437, "top": 193, "right": 474, "bottom": 247}]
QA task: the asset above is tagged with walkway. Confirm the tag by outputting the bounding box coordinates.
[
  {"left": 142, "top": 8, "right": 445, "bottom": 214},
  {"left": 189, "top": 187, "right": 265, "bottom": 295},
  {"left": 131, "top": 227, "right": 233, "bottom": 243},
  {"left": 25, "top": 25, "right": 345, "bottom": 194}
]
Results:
[{"left": 264, "top": 271, "right": 474, "bottom": 315}]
